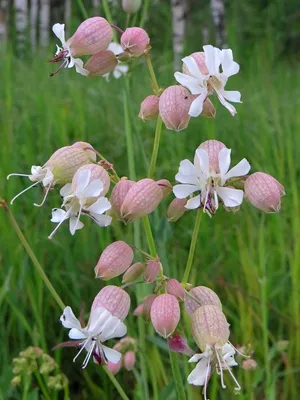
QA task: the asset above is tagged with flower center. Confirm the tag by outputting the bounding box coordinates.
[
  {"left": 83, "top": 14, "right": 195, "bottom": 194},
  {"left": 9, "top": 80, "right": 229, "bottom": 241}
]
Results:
[{"left": 207, "top": 76, "right": 222, "bottom": 93}]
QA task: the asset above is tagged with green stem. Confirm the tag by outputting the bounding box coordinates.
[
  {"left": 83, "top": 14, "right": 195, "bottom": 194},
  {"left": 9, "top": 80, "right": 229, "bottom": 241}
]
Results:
[
  {"left": 181, "top": 209, "right": 203, "bottom": 285},
  {"left": 0, "top": 200, "right": 65, "bottom": 310},
  {"left": 76, "top": 0, "right": 89, "bottom": 19},
  {"left": 169, "top": 350, "right": 186, "bottom": 400},
  {"left": 145, "top": 54, "right": 160, "bottom": 94},
  {"left": 139, "top": 0, "right": 151, "bottom": 28},
  {"left": 148, "top": 116, "right": 163, "bottom": 178},
  {"left": 103, "top": 367, "right": 130, "bottom": 400},
  {"left": 34, "top": 372, "right": 51, "bottom": 400},
  {"left": 142, "top": 216, "right": 157, "bottom": 257}
]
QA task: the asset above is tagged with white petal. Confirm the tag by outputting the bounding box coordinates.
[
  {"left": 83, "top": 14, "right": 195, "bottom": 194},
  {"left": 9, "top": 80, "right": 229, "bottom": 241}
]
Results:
[
  {"left": 182, "top": 56, "right": 207, "bottom": 82},
  {"left": 187, "top": 357, "right": 210, "bottom": 386},
  {"left": 218, "top": 148, "right": 231, "bottom": 177},
  {"left": 74, "top": 170, "right": 91, "bottom": 195},
  {"left": 69, "top": 216, "right": 84, "bottom": 235},
  {"left": 185, "top": 195, "right": 201, "bottom": 210},
  {"left": 74, "top": 58, "right": 90, "bottom": 76},
  {"left": 175, "top": 172, "right": 199, "bottom": 186},
  {"left": 173, "top": 184, "right": 198, "bottom": 198},
  {"left": 203, "top": 45, "right": 222, "bottom": 75},
  {"left": 113, "top": 68, "right": 122, "bottom": 79},
  {"left": 117, "top": 64, "right": 129, "bottom": 73},
  {"left": 214, "top": 87, "right": 237, "bottom": 115},
  {"left": 42, "top": 169, "right": 54, "bottom": 186},
  {"left": 216, "top": 187, "right": 244, "bottom": 207},
  {"left": 52, "top": 23, "right": 66, "bottom": 45},
  {"left": 88, "top": 307, "right": 111, "bottom": 335},
  {"left": 195, "top": 148, "right": 209, "bottom": 177},
  {"left": 91, "top": 214, "right": 112, "bottom": 227},
  {"left": 102, "top": 345, "right": 122, "bottom": 364},
  {"left": 51, "top": 208, "right": 68, "bottom": 223},
  {"left": 100, "top": 317, "right": 124, "bottom": 340},
  {"left": 60, "top": 183, "right": 72, "bottom": 197},
  {"left": 69, "top": 328, "right": 86, "bottom": 340},
  {"left": 174, "top": 72, "right": 203, "bottom": 95},
  {"left": 81, "top": 179, "right": 103, "bottom": 199},
  {"left": 86, "top": 197, "right": 111, "bottom": 214},
  {"left": 105, "top": 321, "right": 127, "bottom": 340},
  {"left": 178, "top": 159, "right": 198, "bottom": 176},
  {"left": 188, "top": 92, "right": 207, "bottom": 117},
  {"left": 222, "top": 90, "right": 242, "bottom": 103},
  {"left": 221, "top": 49, "right": 240, "bottom": 77},
  {"left": 189, "top": 353, "right": 204, "bottom": 363},
  {"left": 60, "top": 306, "right": 82, "bottom": 329},
  {"left": 224, "top": 158, "right": 251, "bottom": 181},
  {"left": 107, "top": 42, "right": 123, "bottom": 54}
]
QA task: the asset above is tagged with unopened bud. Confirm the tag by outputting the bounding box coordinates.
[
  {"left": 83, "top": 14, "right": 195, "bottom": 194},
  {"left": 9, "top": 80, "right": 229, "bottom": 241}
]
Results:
[
  {"left": 110, "top": 179, "right": 136, "bottom": 219},
  {"left": 138, "top": 95, "right": 159, "bottom": 121},
  {"left": 201, "top": 98, "right": 216, "bottom": 118},
  {"left": 85, "top": 50, "right": 118, "bottom": 77},
  {"left": 122, "top": 262, "right": 145, "bottom": 283},
  {"left": 156, "top": 179, "right": 172, "bottom": 199},
  {"left": 107, "top": 359, "right": 122, "bottom": 375},
  {"left": 167, "top": 198, "right": 187, "bottom": 222},
  {"left": 133, "top": 304, "right": 144, "bottom": 317},
  {"left": 68, "top": 17, "right": 113, "bottom": 57},
  {"left": 244, "top": 172, "right": 285, "bottom": 213},
  {"left": 159, "top": 86, "right": 193, "bottom": 131},
  {"left": 197, "top": 140, "right": 226, "bottom": 173},
  {"left": 191, "top": 305, "right": 229, "bottom": 352},
  {"left": 168, "top": 332, "right": 194, "bottom": 356},
  {"left": 144, "top": 259, "right": 161, "bottom": 283},
  {"left": 242, "top": 359, "right": 257, "bottom": 370},
  {"left": 95, "top": 241, "right": 134, "bottom": 280},
  {"left": 166, "top": 279, "right": 185, "bottom": 300},
  {"left": 142, "top": 294, "right": 157, "bottom": 319},
  {"left": 122, "top": 0, "right": 142, "bottom": 13},
  {"left": 121, "top": 27, "right": 150, "bottom": 54},
  {"left": 184, "top": 286, "right": 222, "bottom": 316},
  {"left": 120, "top": 178, "right": 163, "bottom": 222},
  {"left": 91, "top": 285, "right": 130, "bottom": 321},
  {"left": 124, "top": 351, "right": 136, "bottom": 370},
  {"left": 182, "top": 51, "right": 208, "bottom": 75},
  {"left": 150, "top": 294, "right": 180, "bottom": 338}
]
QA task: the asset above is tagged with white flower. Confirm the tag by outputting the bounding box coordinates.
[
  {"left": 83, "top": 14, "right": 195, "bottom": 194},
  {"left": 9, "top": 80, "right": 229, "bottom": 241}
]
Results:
[
  {"left": 49, "top": 169, "right": 112, "bottom": 238},
  {"left": 104, "top": 42, "right": 128, "bottom": 80},
  {"left": 174, "top": 45, "right": 241, "bottom": 117},
  {"left": 173, "top": 147, "right": 250, "bottom": 216},
  {"left": 188, "top": 343, "right": 240, "bottom": 399},
  {"left": 51, "top": 23, "right": 89, "bottom": 76},
  {"left": 7, "top": 165, "right": 54, "bottom": 206},
  {"left": 60, "top": 306, "right": 126, "bottom": 368}
]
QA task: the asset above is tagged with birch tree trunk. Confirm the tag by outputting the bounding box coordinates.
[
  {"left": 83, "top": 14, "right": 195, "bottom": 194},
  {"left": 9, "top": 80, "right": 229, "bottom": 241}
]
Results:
[
  {"left": 64, "top": 0, "right": 72, "bottom": 36},
  {"left": 0, "top": 0, "right": 8, "bottom": 46},
  {"left": 30, "top": 0, "right": 38, "bottom": 50},
  {"left": 171, "top": 0, "right": 188, "bottom": 71},
  {"left": 39, "top": 0, "right": 50, "bottom": 48},
  {"left": 210, "top": 0, "right": 226, "bottom": 48},
  {"left": 15, "top": 0, "right": 28, "bottom": 54},
  {"left": 92, "top": 0, "right": 101, "bottom": 15}
]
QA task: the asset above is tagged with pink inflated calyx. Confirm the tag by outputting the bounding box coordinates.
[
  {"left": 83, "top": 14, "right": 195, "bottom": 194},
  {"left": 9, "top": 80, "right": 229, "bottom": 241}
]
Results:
[
  {"left": 71, "top": 141, "right": 96, "bottom": 162},
  {"left": 110, "top": 179, "right": 136, "bottom": 219},
  {"left": 144, "top": 259, "right": 161, "bottom": 283},
  {"left": 121, "top": 27, "right": 150, "bottom": 54},
  {"left": 182, "top": 51, "right": 208, "bottom": 75},
  {"left": 107, "top": 359, "right": 122, "bottom": 375},
  {"left": 166, "top": 279, "right": 185, "bottom": 301},
  {"left": 133, "top": 304, "right": 144, "bottom": 317},
  {"left": 142, "top": 294, "right": 157, "bottom": 319},
  {"left": 68, "top": 17, "right": 113, "bottom": 57},
  {"left": 156, "top": 179, "right": 172, "bottom": 199},
  {"left": 138, "top": 95, "right": 159, "bottom": 121},
  {"left": 198, "top": 140, "right": 227, "bottom": 173},
  {"left": 168, "top": 332, "right": 194, "bottom": 356},
  {"left": 159, "top": 86, "right": 193, "bottom": 131},
  {"left": 120, "top": 178, "right": 163, "bottom": 222},
  {"left": 91, "top": 285, "right": 130, "bottom": 321},
  {"left": 167, "top": 198, "right": 187, "bottom": 222},
  {"left": 84, "top": 50, "right": 118, "bottom": 77},
  {"left": 124, "top": 351, "right": 136, "bottom": 371},
  {"left": 122, "top": 262, "right": 145, "bottom": 284},
  {"left": 150, "top": 294, "right": 180, "bottom": 338},
  {"left": 201, "top": 98, "right": 216, "bottom": 118},
  {"left": 184, "top": 286, "right": 222, "bottom": 316},
  {"left": 244, "top": 172, "right": 285, "bottom": 213},
  {"left": 95, "top": 241, "right": 134, "bottom": 280}
]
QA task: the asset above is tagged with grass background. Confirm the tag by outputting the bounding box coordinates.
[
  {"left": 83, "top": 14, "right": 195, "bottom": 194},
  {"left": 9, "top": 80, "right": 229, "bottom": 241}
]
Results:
[{"left": 1, "top": 1, "right": 300, "bottom": 398}]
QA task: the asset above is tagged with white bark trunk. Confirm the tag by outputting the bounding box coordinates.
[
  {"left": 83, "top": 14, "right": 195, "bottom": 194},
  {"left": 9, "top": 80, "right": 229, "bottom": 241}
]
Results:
[
  {"left": 210, "top": 0, "right": 226, "bottom": 48},
  {"left": 30, "top": 0, "right": 38, "bottom": 50},
  {"left": 64, "top": 0, "right": 72, "bottom": 36},
  {"left": 171, "top": 0, "right": 187, "bottom": 71},
  {"left": 92, "top": 0, "right": 100, "bottom": 15},
  {"left": 39, "top": 0, "right": 50, "bottom": 48},
  {"left": 15, "top": 0, "right": 28, "bottom": 54},
  {"left": 0, "top": 0, "right": 8, "bottom": 46}
]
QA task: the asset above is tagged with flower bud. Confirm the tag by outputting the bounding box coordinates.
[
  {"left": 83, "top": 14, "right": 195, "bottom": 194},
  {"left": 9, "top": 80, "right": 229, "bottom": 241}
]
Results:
[
  {"left": 144, "top": 259, "right": 161, "bottom": 283},
  {"left": 242, "top": 359, "right": 257, "bottom": 370},
  {"left": 121, "top": 27, "right": 150, "bottom": 54},
  {"left": 182, "top": 51, "right": 208, "bottom": 75},
  {"left": 184, "top": 286, "right": 222, "bottom": 316},
  {"left": 68, "top": 17, "right": 113, "bottom": 57},
  {"left": 133, "top": 304, "right": 144, "bottom": 317},
  {"left": 71, "top": 141, "right": 96, "bottom": 162},
  {"left": 72, "top": 164, "right": 110, "bottom": 196},
  {"left": 107, "top": 359, "right": 122, "bottom": 375},
  {"left": 197, "top": 140, "right": 226, "bottom": 173},
  {"left": 168, "top": 332, "right": 194, "bottom": 356},
  {"left": 156, "top": 179, "right": 172, "bottom": 199},
  {"left": 142, "top": 294, "right": 157, "bottom": 319},
  {"left": 120, "top": 178, "right": 163, "bottom": 222},
  {"left": 122, "top": 0, "right": 142, "bottom": 13},
  {"left": 191, "top": 305, "right": 230, "bottom": 352},
  {"left": 84, "top": 50, "right": 118, "bottom": 77},
  {"left": 138, "top": 95, "right": 159, "bottom": 121},
  {"left": 95, "top": 241, "right": 134, "bottom": 280},
  {"left": 122, "top": 262, "right": 145, "bottom": 283},
  {"left": 166, "top": 279, "right": 185, "bottom": 301},
  {"left": 91, "top": 285, "right": 130, "bottom": 321},
  {"left": 159, "top": 86, "right": 193, "bottom": 131},
  {"left": 167, "top": 198, "right": 187, "bottom": 222},
  {"left": 124, "top": 351, "right": 136, "bottom": 371},
  {"left": 244, "top": 172, "right": 285, "bottom": 213},
  {"left": 150, "top": 294, "right": 180, "bottom": 338},
  {"left": 201, "top": 98, "right": 216, "bottom": 118},
  {"left": 110, "top": 179, "right": 136, "bottom": 219}
]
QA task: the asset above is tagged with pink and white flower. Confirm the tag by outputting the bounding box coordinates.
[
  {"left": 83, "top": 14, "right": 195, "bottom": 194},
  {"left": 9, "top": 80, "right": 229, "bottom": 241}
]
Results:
[
  {"left": 173, "top": 146, "right": 250, "bottom": 215},
  {"left": 104, "top": 43, "right": 128, "bottom": 80},
  {"left": 60, "top": 306, "right": 126, "bottom": 368},
  {"left": 174, "top": 45, "right": 241, "bottom": 117}
]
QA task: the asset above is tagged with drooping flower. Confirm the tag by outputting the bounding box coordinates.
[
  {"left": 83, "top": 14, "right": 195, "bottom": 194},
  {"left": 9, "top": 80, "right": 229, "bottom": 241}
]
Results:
[
  {"left": 173, "top": 142, "right": 250, "bottom": 216},
  {"left": 49, "top": 165, "right": 111, "bottom": 238},
  {"left": 104, "top": 43, "right": 129, "bottom": 80},
  {"left": 150, "top": 294, "right": 180, "bottom": 338},
  {"left": 121, "top": 27, "right": 150, "bottom": 55},
  {"left": 174, "top": 45, "right": 241, "bottom": 117},
  {"left": 59, "top": 306, "right": 126, "bottom": 368}
]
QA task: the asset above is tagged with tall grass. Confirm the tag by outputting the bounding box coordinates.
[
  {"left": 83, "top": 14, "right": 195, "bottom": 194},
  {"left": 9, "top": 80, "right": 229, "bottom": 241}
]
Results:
[{"left": 0, "top": 34, "right": 299, "bottom": 399}]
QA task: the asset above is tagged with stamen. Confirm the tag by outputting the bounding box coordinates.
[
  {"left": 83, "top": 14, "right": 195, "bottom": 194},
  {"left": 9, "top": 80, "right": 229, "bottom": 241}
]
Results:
[
  {"left": 228, "top": 341, "right": 249, "bottom": 358},
  {"left": 73, "top": 339, "right": 89, "bottom": 363},
  {"left": 82, "top": 341, "right": 96, "bottom": 369},
  {"left": 72, "top": 205, "right": 82, "bottom": 233},
  {"left": 214, "top": 190, "right": 219, "bottom": 210},
  {"left": 34, "top": 184, "right": 51, "bottom": 207},
  {"left": 50, "top": 58, "right": 69, "bottom": 77},
  {"left": 215, "top": 348, "right": 226, "bottom": 389},
  {"left": 222, "top": 355, "right": 241, "bottom": 391},
  {"left": 7, "top": 173, "right": 32, "bottom": 179},
  {"left": 10, "top": 180, "right": 40, "bottom": 204},
  {"left": 48, "top": 208, "right": 71, "bottom": 239}
]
